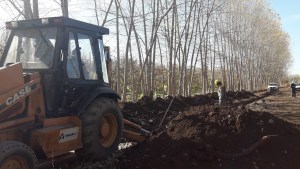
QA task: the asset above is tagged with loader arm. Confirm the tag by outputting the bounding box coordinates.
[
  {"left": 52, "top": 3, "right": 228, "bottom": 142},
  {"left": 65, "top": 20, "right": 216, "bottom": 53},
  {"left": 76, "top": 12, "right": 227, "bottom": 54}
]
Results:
[
  {"left": 0, "top": 63, "right": 45, "bottom": 124},
  {"left": 122, "top": 119, "right": 150, "bottom": 142}
]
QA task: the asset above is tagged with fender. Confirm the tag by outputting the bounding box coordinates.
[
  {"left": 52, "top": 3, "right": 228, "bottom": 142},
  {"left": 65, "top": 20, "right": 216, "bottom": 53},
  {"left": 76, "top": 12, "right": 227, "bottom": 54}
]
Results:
[{"left": 77, "top": 86, "right": 120, "bottom": 116}]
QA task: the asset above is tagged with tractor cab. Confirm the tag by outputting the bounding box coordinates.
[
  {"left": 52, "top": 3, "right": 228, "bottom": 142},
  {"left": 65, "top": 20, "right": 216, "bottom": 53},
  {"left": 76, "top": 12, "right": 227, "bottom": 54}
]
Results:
[
  {"left": 0, "top": 17, "right": 118, "bottom": 117},
  {"left": 0, "top": 18, "right": 148, "bottom": 168}
]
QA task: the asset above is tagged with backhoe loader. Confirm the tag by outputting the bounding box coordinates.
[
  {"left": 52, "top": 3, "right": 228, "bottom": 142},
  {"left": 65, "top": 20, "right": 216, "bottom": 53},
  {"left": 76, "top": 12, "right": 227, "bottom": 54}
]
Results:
[{"left": 0, "top": 17, "right": 148, "bottom": 169}]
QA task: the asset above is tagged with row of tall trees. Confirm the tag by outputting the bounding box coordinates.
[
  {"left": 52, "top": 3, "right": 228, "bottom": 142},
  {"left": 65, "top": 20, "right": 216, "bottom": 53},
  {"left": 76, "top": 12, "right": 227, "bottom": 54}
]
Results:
[
  {"left": 0, "top": 0, "right": 292, "bottom": 101},
  {"left": 109, "top": 0, "right": 291, "bottom": 100}
]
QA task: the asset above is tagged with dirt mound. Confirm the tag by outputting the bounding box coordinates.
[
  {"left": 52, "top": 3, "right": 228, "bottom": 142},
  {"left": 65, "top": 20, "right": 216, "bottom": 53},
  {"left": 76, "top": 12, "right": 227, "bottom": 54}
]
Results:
[
  {"left": 121, "top": 91, "right": 260, "bottom": 131},
  {"left": 167, "top": 106, "right": 298, "bottom": 151},
  {"left": 61, "top": 90, "right": 300, "bottom": 169},
  {"left": 119, "top": 106, "right": 300, "bottom": 169},
  {"left": 226, "top": 90, "right": 256, "bottom": 100}
]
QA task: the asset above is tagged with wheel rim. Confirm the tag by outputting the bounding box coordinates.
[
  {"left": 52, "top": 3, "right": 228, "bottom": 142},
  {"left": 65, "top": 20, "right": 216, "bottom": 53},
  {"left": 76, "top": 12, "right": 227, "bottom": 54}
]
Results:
[
  {"left": 0, "top": 155, "right": 28, "bottom": 169},
  {"left": 99, "top": 113, "right": 117, "bottom": 148}
]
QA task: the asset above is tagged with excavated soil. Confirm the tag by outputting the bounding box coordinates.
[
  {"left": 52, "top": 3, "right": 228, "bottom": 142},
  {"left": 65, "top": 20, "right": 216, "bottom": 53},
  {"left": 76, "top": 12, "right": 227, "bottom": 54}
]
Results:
[
  {"left": 59, "top": 89, "right": 300, "bottom": 169},
  {"left": 120, "top": 90, "right": 259, "bottom": 132},
  {"left": 118, "top": 90, "right": 300, "bottom": 169},
  {"left": 120, "top": 106, "right": 300, "bottom": 169}
]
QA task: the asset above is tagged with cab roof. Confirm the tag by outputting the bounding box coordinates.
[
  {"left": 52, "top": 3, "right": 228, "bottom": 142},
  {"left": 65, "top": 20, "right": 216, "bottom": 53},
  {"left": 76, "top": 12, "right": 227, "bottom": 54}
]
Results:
[{"left": 6, "top": 17, "right": 109, "bottom": 35}]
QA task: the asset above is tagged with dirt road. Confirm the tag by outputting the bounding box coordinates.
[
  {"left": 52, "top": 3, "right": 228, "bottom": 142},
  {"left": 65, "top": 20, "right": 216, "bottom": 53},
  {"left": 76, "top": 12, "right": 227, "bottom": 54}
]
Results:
[{"left": 248, "top": 88, "right": 300, "bottom": 124}]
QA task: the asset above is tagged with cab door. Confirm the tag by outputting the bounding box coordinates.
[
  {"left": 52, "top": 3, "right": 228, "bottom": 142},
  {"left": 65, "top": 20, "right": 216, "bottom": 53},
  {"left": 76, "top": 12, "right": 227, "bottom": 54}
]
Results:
[
  {"left": 61, "top": 30, "right": 103, "bottom": 112},
  {"left": 66, "top": 31, "right": 100, "bottom": 81}
]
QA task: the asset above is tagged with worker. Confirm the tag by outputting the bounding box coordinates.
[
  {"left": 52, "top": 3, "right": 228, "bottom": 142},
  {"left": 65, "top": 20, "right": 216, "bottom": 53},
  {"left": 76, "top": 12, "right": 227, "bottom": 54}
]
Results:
[
  {"left": 215, "top": 80, "right": 226, "bottom": 106},
  {"left": 291, "top": 81, "right": 296, "bottom": 97},
  {"left": 67, "top": 48, "right": 80, "bottom": 78}
]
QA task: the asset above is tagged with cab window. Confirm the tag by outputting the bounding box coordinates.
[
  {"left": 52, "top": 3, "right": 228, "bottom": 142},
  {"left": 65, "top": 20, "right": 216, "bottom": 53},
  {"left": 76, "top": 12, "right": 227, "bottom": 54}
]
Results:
[
  {"left": 77, "top": 34, "right": 98, "bottom": 80},
  {"left": 67, "top": 32, "right": 80, "bottom": 78},
  {"left": 4, "top": 28, "right": 57, "bottom": 69},
  {"left": 98, "top": 39, "right": 109, "bottom": 83}
]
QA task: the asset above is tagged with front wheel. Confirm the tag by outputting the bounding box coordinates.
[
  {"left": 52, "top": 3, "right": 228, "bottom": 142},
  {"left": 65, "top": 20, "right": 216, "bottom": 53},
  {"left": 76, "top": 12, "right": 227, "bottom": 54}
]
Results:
[
  {"left": 77, "top": 98, "right": 123, "bottom": 160},
  {"left": 0, "top": 141, "right": 37, "bottom": 169}
]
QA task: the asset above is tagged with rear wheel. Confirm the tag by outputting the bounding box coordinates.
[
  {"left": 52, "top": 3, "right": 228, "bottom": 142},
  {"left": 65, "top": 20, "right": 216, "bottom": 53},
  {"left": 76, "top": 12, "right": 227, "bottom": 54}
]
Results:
[
  {"left": 0, "top": 141, "right": 37, "bottom": 169},
  {"left": 77, "top": 98, "right": 123, "bottom": 160}
]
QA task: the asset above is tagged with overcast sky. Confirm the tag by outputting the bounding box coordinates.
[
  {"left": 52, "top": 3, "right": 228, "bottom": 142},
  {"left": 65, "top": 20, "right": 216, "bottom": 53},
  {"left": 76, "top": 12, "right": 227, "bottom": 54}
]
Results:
[{"left": 269, "top": 0, "right": 300, "bottom": 75}]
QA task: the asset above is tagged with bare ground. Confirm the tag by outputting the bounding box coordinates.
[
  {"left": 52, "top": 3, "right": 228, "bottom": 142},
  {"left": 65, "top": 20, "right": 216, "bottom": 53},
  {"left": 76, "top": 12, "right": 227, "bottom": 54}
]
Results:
[{"left": 248, "top": 88, "right": 300, "bottom": 124}]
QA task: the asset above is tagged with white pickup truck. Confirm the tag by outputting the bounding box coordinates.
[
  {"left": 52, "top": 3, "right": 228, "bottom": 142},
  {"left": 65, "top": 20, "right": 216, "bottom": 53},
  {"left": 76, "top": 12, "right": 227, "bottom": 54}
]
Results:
[
  {"left": 267, "top": 82, "right": 279, "bottom": 92},
  {"left": 295, "top": 83, "right": 300, "bottom": 91}
]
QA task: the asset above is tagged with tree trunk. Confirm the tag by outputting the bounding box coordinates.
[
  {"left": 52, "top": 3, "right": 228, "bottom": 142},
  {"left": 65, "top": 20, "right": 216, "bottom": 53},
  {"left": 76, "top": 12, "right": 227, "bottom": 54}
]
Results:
[
  {"left": 61, "top": 0, "right": 68, "bottom": 17},
  {"left": 32, "top": 0, "right": 39, "bottom": 19},
  {"left": 23, "top": 0, "right": 33, "bottom": 19},
  {"left": 115, "top": 0, "right": 121, "bottom": 95},
  {"left": 122, "top": 0, "right": 136, "bottom": 101}
]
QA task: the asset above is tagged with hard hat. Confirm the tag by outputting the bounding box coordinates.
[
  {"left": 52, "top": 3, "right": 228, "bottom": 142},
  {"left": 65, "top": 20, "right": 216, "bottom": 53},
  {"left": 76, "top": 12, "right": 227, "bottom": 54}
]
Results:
[{"left": 214, "top": 80, "right": 222, "bottom": 86}]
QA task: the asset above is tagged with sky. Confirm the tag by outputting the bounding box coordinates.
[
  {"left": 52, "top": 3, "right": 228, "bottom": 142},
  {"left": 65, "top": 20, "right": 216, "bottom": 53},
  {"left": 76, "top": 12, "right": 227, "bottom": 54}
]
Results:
[{"left": 269, "top": 0, "right": 300, "bottom": 75}]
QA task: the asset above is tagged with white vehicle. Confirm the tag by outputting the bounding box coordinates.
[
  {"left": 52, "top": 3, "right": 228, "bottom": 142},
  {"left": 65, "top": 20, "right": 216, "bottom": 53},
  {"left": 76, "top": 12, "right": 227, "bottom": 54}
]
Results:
[
  {"left": 295, "top": 83, "right": 300, "bottom": 91},
  {"left": 267, "top": 82, "right": 279, "bottom": 92}
]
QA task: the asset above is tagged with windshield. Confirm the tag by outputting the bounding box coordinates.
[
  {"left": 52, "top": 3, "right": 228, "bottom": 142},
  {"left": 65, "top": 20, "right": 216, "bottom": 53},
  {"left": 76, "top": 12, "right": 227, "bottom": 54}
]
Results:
[
  {"left": 3, "top": 27, "right": 57, "bottom": 69},
  {"left": 269, "top": 83, "right": 277, "bottom": 86}
]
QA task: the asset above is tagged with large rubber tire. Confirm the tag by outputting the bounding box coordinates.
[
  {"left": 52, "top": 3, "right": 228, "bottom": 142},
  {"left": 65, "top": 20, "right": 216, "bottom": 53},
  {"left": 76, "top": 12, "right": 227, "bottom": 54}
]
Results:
[
  {"left": 0, "top": 141, "right": 37, "bottom": 169},
  {"left": 77, "top": 98, "right": 123, "bottom": 160}
]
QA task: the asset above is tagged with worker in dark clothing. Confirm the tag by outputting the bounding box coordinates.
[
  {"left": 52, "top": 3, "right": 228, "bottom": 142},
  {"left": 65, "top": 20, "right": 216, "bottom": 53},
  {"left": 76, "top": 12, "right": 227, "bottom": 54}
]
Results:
[
  {"left": 291, "top": 81, "right": 296, "bottom": 97},
  {"left": 215, "top": 80, "right": 226, "bottom": 106}
]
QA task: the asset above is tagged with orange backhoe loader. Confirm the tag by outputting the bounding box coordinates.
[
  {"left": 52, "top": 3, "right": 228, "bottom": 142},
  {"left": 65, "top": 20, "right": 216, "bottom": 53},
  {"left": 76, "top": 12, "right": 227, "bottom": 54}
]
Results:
[{"left": 0, "top": 17, "right": 148, "bottom": 169}]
